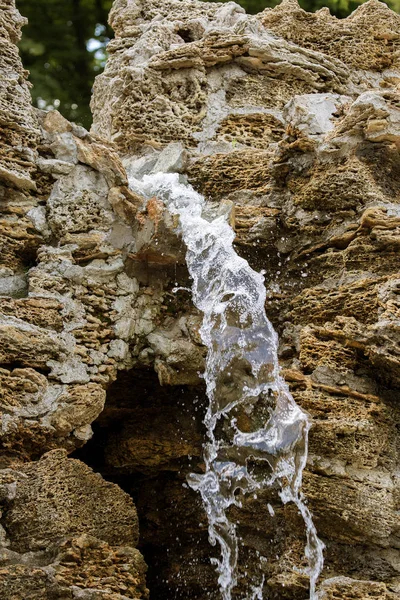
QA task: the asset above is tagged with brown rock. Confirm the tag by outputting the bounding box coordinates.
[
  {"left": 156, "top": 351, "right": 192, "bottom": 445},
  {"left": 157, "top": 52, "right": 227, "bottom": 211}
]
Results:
[
  {"left": 1, "top": 1, "right": 399, "bottom": 599},
  {"left": 0, "top": 0, "right": 39, "bottom": 191},
  {"left": 88, "top": 1, "right": 400, "bottom": 598},
  {"left": 261, "top": 0, "right": 400, "bottom": 72},
  {"left": 4, "top": 450, "right": 139, "bottom": 552}
]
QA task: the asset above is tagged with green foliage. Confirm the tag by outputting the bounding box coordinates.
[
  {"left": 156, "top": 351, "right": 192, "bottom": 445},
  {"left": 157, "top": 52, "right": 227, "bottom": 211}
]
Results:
[
  {"left": 18, "top": 0, "right": 113, "bottom": 128},
  {"left": 18, "top": 0, "right": 399, "bottom": 128},
  {"left": 300, "top": 0, "right": 400, "bottom": 18},
  {"left": 208, "top": 0, "right": 400, "bottom": 15}
]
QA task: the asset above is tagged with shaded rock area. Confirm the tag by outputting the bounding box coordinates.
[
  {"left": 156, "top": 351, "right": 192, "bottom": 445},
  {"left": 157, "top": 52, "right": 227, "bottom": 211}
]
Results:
[
  {"left": 0, "top": 0, "right": 399, "bottom": 599},
  {"left": 74, "top": 369, "right": 211, "bottom": 597}
]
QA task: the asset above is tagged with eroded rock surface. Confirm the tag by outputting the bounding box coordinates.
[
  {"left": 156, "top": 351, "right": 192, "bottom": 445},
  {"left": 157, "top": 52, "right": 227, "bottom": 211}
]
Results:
[
  {"left": 90, "top": 0, "right": 400, "bottom": 598},
  {"left": 0, "top": 450, "right": 148, "bottom": 599},
  {"left": 0, "top": 3, "right": 151, "bottom": 598},
  {"left": 0, "top": 0, "right": 399, "bottom": 599}
]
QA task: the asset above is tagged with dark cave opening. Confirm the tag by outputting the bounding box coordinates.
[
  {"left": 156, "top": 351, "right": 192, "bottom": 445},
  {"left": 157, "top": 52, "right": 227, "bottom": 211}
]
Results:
[
  {"left": 73, "top": 368, "right": 218, "bottom": 599},
  {"left": 176, "top": 28, "right": 196, "bottom": 43},
  {"left": 71, "top": 368, "right": 305, "bottom": 600}
]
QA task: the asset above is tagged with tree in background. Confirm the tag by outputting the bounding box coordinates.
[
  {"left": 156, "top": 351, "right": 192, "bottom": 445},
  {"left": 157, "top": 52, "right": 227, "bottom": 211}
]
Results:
[
  {"left": 18, "top": 0, "right": 113, "bottom": 129},
  {"left": 222, "top": 0, "right": 399, "bottom": 18},
  {"left": 18, "top": 0, "right": 399, "bottom": 128}
]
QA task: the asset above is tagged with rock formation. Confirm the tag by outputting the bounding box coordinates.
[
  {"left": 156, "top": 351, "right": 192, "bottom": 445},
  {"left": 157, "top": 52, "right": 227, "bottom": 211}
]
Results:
[{"left": 0, "top": 0, "right": 399, "bottom": 599}]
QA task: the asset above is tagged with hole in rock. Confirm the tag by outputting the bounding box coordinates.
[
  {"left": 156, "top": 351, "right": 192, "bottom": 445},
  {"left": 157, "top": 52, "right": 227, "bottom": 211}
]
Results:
[
  {"left": 0, "top": 361, "right": 51, "bottom": 375},
  {"left": 73, "top": 368, "right": 219, "bottom": 599},
  {"left": 73, "top": 366, "right": 312, "bottom": 598},
  {"left": 176, "top": 28, "right": 195, "bottom": 43}
]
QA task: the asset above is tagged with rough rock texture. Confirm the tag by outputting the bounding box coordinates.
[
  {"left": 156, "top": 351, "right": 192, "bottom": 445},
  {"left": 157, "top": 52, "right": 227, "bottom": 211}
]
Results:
[
  {"left": 0, "top": 0, "right": 39, "bottom": 191},
  {"left": 90, "top": 1, "right": 400, "bottom": 598},
  {"left": 1, "top": 0, "right": 400, "bottom": 599},
  {"left": 0, "top": 3, "right": 150, "bottom": 598},
  {"left": 0, "top": 450, "right": 148, "bottom": 599}
]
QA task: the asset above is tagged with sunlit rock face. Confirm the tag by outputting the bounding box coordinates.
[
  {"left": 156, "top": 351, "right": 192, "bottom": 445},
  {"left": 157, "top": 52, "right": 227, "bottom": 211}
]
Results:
[{"left": 0, "top": 0, "right": 399, "bottom": 599}]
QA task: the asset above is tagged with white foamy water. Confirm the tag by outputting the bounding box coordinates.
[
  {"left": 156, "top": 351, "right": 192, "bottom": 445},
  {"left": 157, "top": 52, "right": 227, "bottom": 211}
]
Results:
[{"left": 129, "top": 172, "right": 324, "bottom": 599}]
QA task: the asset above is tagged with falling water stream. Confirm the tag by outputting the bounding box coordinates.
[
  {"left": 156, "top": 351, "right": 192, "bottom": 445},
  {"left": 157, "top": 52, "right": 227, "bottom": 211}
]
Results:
[{"left": 129, "top": 172, "right": 324, "bottom": 599}]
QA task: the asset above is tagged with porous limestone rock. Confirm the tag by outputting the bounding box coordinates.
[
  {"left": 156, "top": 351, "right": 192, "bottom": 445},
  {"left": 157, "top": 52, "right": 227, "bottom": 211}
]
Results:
[
  {"left": 0, "top": 0, "right": 399, "bottom": 599},
  {"left": 0, "top": 450, "right": 148, "bottom": 599},
  {"left": 0, "top": 74, "right": 201, "bottom": 459},
  {"left": 0, "top": 3, "right": 151, "bottom": 598},
  {"left": 0, "top": 0, "right": 39, "bottom": 191},
  {"left": 90, "top": 1, "right": 400, "bottom": 598}
]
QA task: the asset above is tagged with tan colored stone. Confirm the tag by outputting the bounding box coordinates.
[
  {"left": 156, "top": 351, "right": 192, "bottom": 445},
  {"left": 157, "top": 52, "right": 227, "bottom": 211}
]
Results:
[
  {"left": 261, "top": 0, "right": 400, "bottom": 72},
  {"left": 319, "top": 576, "right": 397, "bottom": 599},
  {"left": 86, "top": 1, "right": 400, "bottom": 597},
  {"left": 0, "top": 0, "right": 39, "bottom": 191},
  {"left": 4, "top": 450, "right": 139, "bottom": 552},
  {"left": 42, "top": 109, "right": 72, "bottom": 134},
  {"left": 0, "top": 1, "right": 399, "bottom": 599},
  {"left": 75, "top": 136, "right": 127, "bottom": 187},
  {"left": 0, "top": 315, "right": 64, "bottom": 367}
]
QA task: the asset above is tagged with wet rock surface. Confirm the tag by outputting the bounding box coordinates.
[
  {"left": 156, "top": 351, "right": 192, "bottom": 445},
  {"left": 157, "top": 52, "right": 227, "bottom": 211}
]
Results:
[{"left": 0, "top": 0, "right": 399, "bottom": 599}]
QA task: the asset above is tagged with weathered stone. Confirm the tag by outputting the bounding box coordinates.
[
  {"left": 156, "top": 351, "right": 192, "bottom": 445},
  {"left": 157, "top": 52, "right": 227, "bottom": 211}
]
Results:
[
  {"left": 3, "top": 450, "right": 139, "bottom": 551},
  {"left": 261, "top": 0, "right": 400, "bottom": 72},
  {"left": 0, "top": 538, "right": 148, "bottom": 600},
  {"left": 1, "top": 1, "right": 400, "bottom": 599},
  {"left": 88, "top": 1, "right": 400, "bottom": 598},
  {"left": 318, "top": 576, "right": 398, "bottom": 599},
  {"left": 0, "top": 451, "right": 148, "bottom": 599},
  {"left": 0, "top": 0, "right": 39, "bottom": 191}
]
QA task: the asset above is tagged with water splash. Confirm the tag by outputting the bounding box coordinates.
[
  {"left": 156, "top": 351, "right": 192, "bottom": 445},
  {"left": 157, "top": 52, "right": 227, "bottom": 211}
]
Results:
[
  {"left": 250, "top": 575, "right": 265, "bottom": 600},
  {"left": 129, "top": 172, "right": 324, "bottom": 599}
]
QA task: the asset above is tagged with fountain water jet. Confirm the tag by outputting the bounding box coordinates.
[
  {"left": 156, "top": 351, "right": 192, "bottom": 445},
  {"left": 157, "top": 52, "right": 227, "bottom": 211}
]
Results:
[{"left": 129, "top": 172, "right": 324, "bottom": 599}]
